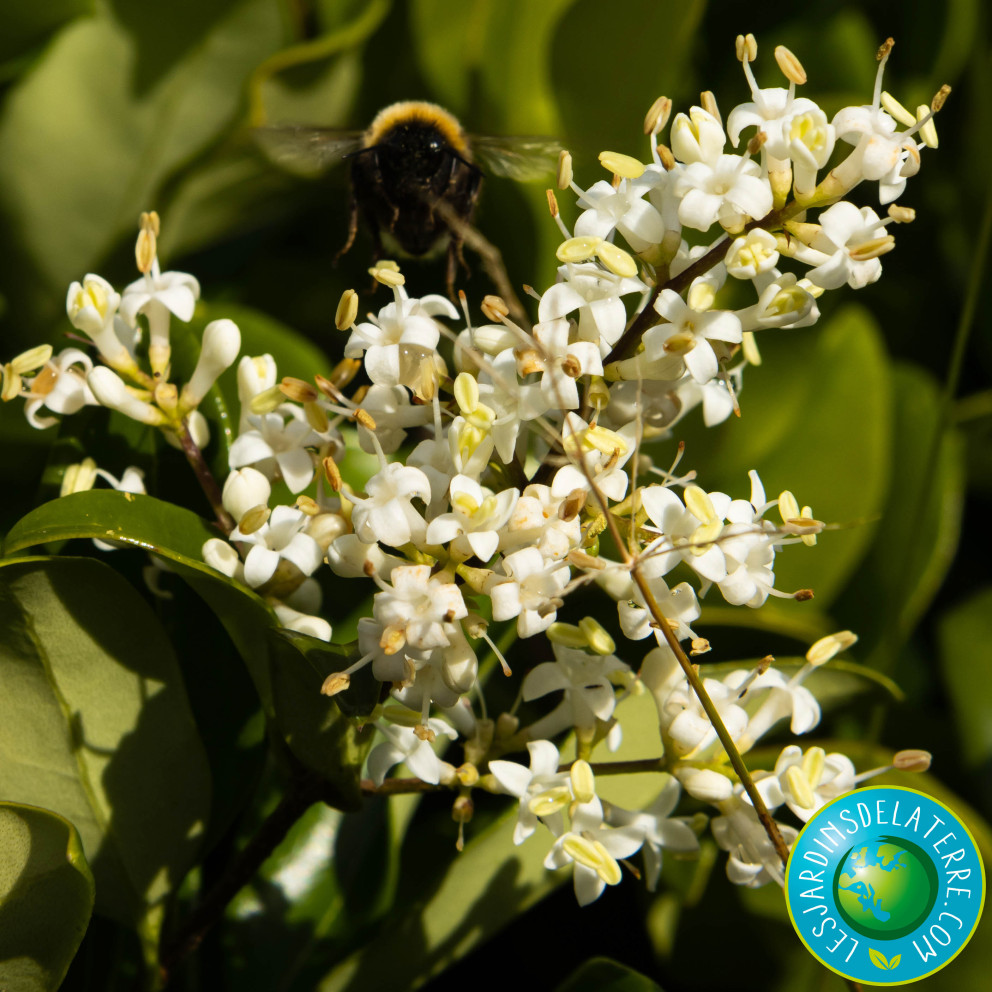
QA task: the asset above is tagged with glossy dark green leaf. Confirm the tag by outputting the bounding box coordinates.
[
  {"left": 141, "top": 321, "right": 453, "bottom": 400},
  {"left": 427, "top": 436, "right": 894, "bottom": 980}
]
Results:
[
  {"left": 0, "top": 557, "right": 211, "bottom": 926},
  {"left": 555, "top": 958, "right": 664, "bottom": 992},
  {"left": 937, "top": 586, "right": 992, "bottom": 768},
  {"left": 0, "top": 801, "right": 95, "bottom": 992},
  {"left": 0, "top": 0, "right": 284, "bottom": 297},
  {"left": 834, "top": 364, "right": 964, "bottom": 671},
  {"left": 3, "top": 489, "right": 218, "bottom": 562}
]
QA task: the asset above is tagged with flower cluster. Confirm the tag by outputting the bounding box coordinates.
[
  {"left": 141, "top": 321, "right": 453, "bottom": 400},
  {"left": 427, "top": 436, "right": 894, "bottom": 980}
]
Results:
[{"left": 2, "top": 36, "right": 942, "bottom": 904}]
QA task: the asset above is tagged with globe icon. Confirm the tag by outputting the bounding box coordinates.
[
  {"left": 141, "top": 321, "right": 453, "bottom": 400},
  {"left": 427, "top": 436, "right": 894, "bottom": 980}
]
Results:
[{"left": 833, "top": 836, "right": 939, "bottom": 940}]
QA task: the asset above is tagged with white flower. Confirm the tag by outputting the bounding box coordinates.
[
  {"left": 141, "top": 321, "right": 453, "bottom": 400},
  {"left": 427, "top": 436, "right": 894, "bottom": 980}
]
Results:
[
  {"left": 788, "top": 201, "right": 888, "bottom": 290},
  {"left": 552, "top": 415, "right": 636, "bottom": 502},
  {"left": 180, "top": 319, "right": 241, "bottom": 411},
  {"left": 476, "top": 348, "right": 549, "bottom": 463},
  {"left": 120, "top": 260, "right": 200, "bottom": 375},
  {"left": 66, "top": 274, "right": 135, "bottom": 368},
  {"left": 229, "top": 411, "right": 320, "bottom": 493},
  {"left": 639, "top": 484, "right": 729, "bottom": 585},
  {"left": 499, "top": 484, "right": 582, "bottom": 561},
  {"left": 230, "top": 505, "right": 324, "bottom": 590},
  {"left": 662, "top": 676, "right": 749, "bottom": 758},
  {"left": 425, "top": 475, "right": 519, "bottom": 562},
  {"left": 644, "top": 291, "right": 742, "bottom": 385},
  {"left": 529, "top": 317, "right": 604, "bottom": 410},
  {"left": 545, "top": 795, "right": 644, "bottom": 906},
  {"left": 539, "top": 263, "right": 648, "bottom": 353},
  {"left": 344, "top": 287, "right": 456, "bottom": 388},
  {"left": 522, "top": 646, "right": 629, "bottom": 737},
  {"left": 675, "top": 154, "right": 772, "bottom": 232},
  {"left": 356, "top": 384, "right": 433, "bottom": 454},
  {"left": 236, "top": 354, "right": 277, "bottom": 434},
  {"left": 617, "top": 573, "right": 701, "bottom": 645},
  {"left": 372, "top": 564, "right": 467, "bottom": 652},
  {"left": 711, "top": 790, "right": 797, "bottom": 888},
  {"left": 347, "top": 462, "right": 431, "bottom": 549},
  {"left": 670, "top": 107, "right": 726, "bottom": 165},
  {"left": 758, "top": 745, "right": 856, "bottom": 822},
  {"left": 486, "top": 547, "right": 571, "bottom": 638},
  {"left": 18, "top": 348, "right": 96, "bottom": 428},
  {"left": 366, "top": 717, "right": 457, "bottom": 786},
  {"left": 605, "top": 777, "right": 698, "bottom": 891},
  {"left": 488, "top": 739, "right": 570, "bottom": 844},
  {"left": 222, "top": 467, "right": 272, "bottom": 524},
  {"left": 573, "top": 176, "right": 666, "bottom": 253}
]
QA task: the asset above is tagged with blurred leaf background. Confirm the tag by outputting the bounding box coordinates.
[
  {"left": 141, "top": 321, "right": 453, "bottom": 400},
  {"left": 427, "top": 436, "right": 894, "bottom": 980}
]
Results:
[{"left": 0, "top": 0, "right": 990, "bottom": 990}]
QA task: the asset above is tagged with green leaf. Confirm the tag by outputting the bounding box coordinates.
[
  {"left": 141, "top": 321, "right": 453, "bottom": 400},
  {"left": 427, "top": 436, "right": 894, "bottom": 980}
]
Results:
[
  {"left": 835, "top": 364, "right": 965, "bottom": 671},
  {"left": 0, "top": 557, "right": 211, "bottom": 926},
  {"left": 315, "top": 803, "right": 560, "bottom": 990},
  {"left": 0, "top": 0, "right": 285, "bottom": 298},
  {"left": 0, "top": 0, "right": 92, "bottom": 66},
  {"left": 3, "top": 489, "right": 218, "bottom": 563},
  {"left": 554, "top": 957, "right": 664, "bottom": 992},
  {"left": 0, "top": 801, "right": 95, "bottom": 992},
  {"left": 937, "top": 586, "right": 992, "bottom": 768}
]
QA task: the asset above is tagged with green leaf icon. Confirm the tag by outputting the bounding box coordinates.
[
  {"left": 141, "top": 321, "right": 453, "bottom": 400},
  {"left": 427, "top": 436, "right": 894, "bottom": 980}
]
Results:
[
  {"left": 869, "top": 948, "right": 890, "bottom": 970},
  {"left": 889, "top": 954, "right": 901, "bottom": 969}
]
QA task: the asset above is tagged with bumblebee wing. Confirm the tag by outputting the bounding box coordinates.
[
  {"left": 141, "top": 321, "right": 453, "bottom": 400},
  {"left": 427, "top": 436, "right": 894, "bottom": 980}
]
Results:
[
  {"left": 469, "top": 135, "right": 561, "bottom": 182},
  {"left": 253, "top": 126, "right": 365, "bottom": 178}
]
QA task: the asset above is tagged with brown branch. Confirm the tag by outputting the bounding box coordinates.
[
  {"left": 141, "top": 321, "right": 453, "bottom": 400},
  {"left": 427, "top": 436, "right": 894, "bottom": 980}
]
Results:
[{"left": 177, "top": 419, "right": 235, "bottom": 534}]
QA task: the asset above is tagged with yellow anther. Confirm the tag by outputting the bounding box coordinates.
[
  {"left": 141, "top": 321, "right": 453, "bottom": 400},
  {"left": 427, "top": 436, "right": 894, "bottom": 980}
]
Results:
[
  {"left": 778, "top": 490, "right": 800, "bottom": 524},
  {"left": 806, "top": 630, "right": 858, "bottom": 667},
  {"left": 741, "top": 330, "right": 761, "bottom": 366},
  {"left": 481, "top": 294, "right": 510, "bottom": 322},
  {"left": 578, "top": 617, "right": 615, "bottom": 655},
  {"left": 849, "top": 235, "right": 896, "bottom": 261},
  {"left": 801, "top": 746, "right": 827, "bottom": 788},
  {"left": 775, "top": 45, "right": 806, "bottom": 85},
  {"left": 453, "top": 371, "right": 480, "bottom": 414},
  {"left": 799, "top": 505, "right": 817, "bottom": 547},
  {"left": 685, "top": 485, "right": 718, "bottom": 524},
  {"left": 238, "top": 504, "right": 270, "bottom": 535},
  {"left": 11, "top": 344, "right": 53, "bottom": 375},
  {"left": 369, "top": 264, "right": 404, "bottom": 287},
  {"left": 557, "top": 236, "right": 602, "bottom": 263},
  {"left": 893, "top": 749, "right": 932, "bottom": 772},
  {"left": 686, "top": 280, "right": 717, "bottom": 312},
  {"left": 249, "top": 384, "right": 284, "bottom": 415},
  {"left": 570, "top": 760, "right": 595, "bottom": 803},
  {"left": 456, "top": 763, "right": 480, "bottom": 787},
  {"left": 785, "top": 764, "right": 816, "bottom": 810},
  {"left": 599, "top": 150, "right": 645, "bottom": 180},
  {"left": 60, "top": 457, "right": 98, "bottom": 497},
  {"left": 546, "top": 188, "right": 560, "bottom": 218},
  {"left": 644, "top": 96, "right": 672, "bottom": 136},
  {"left": 135, "top": 211, "right": 159, "bottom": 274},
  {"left": 295, "top": 494, "right": 319, "bottom": 516},
  {"left": 690, "top": 519, "right": 723, "bottom": 556},
  {"left": 880, "top": 91, "right": 916, "bottom": 127},
  {"left": 452, "top": 491, "right": 480, "bottom": 516},
  {"left": 917, "top": 104, "right": 938, "bottom": 148},
  {"left": 557, "top": 149, "right": 573, "bottom": 190},
  {"left": 320, "top": 672, "right": 351, "bottom": 696},
  {"left": 595, "top": 241, "right": 638, "bottom": 278},
  {"left": 528, "top": 786, "right": 572, "bottom": 817},
  {"left": 335, "top": 289, "right": 359, "bottom": 329},
  {"left": 322, "top": 455, "right": 342, "bottom": 491}
]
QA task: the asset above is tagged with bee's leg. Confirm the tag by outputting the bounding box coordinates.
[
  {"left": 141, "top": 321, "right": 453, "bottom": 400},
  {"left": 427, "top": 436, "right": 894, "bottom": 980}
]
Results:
[
  {"left": 334, "top": 196, "right": 360, "bottom": 264},
  {"left": 446, "top": 236, "right": 471, "bottom": 303}
]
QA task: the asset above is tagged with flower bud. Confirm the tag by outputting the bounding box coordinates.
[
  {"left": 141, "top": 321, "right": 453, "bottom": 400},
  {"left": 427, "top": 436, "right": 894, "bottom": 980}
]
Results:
[
  {"left": 181, "top": 319, "right": 242, "bottom": 410},
  {"left": 221, "top": 467, "right": 271, "bottom": 524},
  {"left": 88, "top": 367, "right": 167, "bottom": 425}
]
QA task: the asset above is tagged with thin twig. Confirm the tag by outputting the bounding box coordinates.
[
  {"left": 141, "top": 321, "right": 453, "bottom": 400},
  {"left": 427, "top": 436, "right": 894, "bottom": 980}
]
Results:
[{"left": 176, "top": 420, "right": 235, "bottom": 533}]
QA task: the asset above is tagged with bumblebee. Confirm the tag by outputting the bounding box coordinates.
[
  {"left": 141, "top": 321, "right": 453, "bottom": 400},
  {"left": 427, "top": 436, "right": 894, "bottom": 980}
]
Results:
[{"left": 256, "top": 101, "right": 558, "bottom": 296}]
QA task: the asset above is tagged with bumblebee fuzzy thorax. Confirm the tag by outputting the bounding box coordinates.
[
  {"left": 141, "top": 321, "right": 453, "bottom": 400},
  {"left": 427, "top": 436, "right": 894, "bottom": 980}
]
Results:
[{"left": 363, "top": 101, "right": 471, "bottom": 161}]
